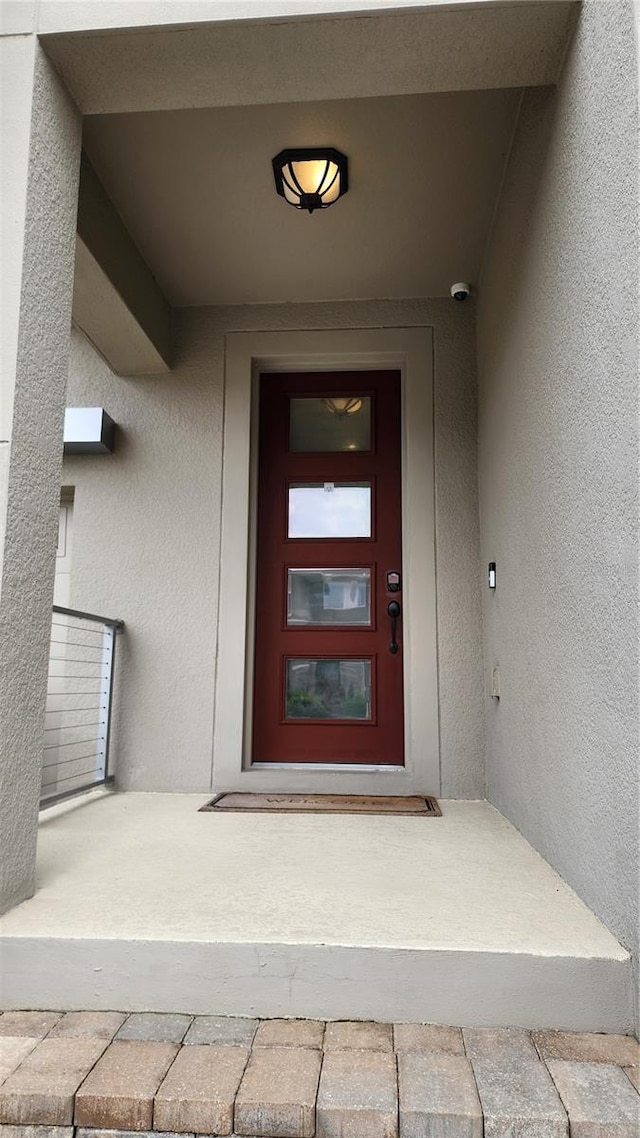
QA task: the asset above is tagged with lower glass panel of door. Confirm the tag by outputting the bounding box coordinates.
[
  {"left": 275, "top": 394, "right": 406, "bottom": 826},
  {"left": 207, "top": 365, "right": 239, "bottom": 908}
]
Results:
[{"left": 285, "top": 658, "right": 372, "bottom": 720}]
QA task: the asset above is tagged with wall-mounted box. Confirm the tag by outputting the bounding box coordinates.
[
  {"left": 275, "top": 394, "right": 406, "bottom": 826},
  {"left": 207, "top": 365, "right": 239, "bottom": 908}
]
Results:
[{"left": 64, "top": 407, "right": 115, "bottom": 454}]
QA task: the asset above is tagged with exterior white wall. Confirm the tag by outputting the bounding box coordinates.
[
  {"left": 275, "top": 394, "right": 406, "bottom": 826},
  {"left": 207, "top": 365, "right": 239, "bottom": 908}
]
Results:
[
  {"left": 64, "top": 298, "right": 485, "bottom": 797},
  {"left": 477, "top": 0, "right": 640, "bottom": 1023},
  {"left": 0, "top": 37, "right": 81, "bottom": 912}
]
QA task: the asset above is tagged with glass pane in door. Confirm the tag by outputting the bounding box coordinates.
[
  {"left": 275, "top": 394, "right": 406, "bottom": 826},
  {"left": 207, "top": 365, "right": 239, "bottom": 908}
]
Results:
[
  {"left": 285, "top": 659, "right": 372, "bottom": 719},
  {"left": 290, "top": 397, "right": 371, "bottom": 452},
  {"left": 287, "top": 568, "right": 371, "bottom": 625},
  {"left": 288, "top": 482, "right": 372, "bottom": 538}
]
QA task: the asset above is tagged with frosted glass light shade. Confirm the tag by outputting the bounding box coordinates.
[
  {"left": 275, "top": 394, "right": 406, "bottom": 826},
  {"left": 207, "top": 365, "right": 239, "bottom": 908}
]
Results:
[
  {"left": 63, "top": 407, "right": 115, "bottom": 453},
  {"left": 273, "top": 148, "right": 348, "bottom": 213},
  {"left": 323, "top": 397, "right": 363, "bottom": 416}
]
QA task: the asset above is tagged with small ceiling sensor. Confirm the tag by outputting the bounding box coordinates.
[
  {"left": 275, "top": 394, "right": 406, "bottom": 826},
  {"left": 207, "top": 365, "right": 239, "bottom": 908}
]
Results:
[{"left": 450, "top": 282, "right": 471, "bottom": 301}]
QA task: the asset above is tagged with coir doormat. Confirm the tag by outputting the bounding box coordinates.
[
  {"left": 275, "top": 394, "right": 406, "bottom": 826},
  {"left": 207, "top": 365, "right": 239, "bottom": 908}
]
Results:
[{"left": 200, "top": 793, "right": 441, "bottom": 816}]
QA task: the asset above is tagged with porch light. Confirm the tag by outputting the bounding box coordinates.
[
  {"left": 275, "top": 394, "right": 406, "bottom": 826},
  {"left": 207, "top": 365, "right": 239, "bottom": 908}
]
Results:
[
  {"left": 323, "top": 397, "right": 363, "bottom": 416},
  {"left": 272, "top": 148, "right": 348, "bottom": 213},
  {"left": 63, "top": 407, "right": 115, "bottom": 454}
]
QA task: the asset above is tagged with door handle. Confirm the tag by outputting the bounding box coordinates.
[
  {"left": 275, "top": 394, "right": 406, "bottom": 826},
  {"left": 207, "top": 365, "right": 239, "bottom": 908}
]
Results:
[{"left": 387, "top": 600, "right": 401, "bottom": 654}]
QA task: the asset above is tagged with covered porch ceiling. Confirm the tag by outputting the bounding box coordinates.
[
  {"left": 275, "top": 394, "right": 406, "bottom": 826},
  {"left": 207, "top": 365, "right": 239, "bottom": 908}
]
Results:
[
  {"left": 81, "top": 88, "right": 521, "bottom": 308},
  {"left": 40, "top": 0, "right": 577, "bottom": 371}
]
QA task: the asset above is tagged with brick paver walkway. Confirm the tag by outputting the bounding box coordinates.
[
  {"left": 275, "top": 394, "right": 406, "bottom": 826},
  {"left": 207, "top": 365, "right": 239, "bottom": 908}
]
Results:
[{"left": 0, "top": 1011, "right": 637, "bottom": 1136}]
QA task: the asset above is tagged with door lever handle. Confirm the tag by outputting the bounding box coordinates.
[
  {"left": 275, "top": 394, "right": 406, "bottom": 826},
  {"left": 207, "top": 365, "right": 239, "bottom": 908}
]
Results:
[{"left": 387, "top": 600, "right": 401, "bottom": 654}]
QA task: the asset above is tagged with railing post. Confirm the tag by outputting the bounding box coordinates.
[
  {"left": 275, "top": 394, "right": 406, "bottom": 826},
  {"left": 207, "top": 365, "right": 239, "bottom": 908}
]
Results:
[
  {"left": 102, "top": 623, "right": 119, "bottom": 783},
  {"left": 96, "top": 624, "right": 112, "bottom": 783}
]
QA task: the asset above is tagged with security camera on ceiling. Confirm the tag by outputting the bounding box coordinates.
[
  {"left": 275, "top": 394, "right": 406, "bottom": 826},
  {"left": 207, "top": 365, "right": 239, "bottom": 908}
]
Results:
[{"left": 450, "top": 282, "right": 471, "bottom": 301}]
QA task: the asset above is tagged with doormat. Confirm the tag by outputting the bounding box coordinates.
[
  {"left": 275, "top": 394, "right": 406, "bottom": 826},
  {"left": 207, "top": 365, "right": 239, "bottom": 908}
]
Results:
[{"left": 200, "top": 793, "right": 441, "bottom": 816}]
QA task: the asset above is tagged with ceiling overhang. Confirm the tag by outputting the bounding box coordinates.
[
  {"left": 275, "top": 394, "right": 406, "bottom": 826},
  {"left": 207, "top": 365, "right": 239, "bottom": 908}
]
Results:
[
  {"left": 73, "top": 153, "right": 171, "bottom": 375},
  {"left": 43, "top": 0, "right": 577, "bottom": 375},
  {"left": 42, "top": 1, "right": 577, "bottom": 116}
]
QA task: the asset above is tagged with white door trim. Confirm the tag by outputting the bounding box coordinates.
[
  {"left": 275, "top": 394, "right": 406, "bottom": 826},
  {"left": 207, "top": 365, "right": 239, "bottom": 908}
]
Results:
[{"left": 213, "top": 327, "right": 439, "bottom": 794}]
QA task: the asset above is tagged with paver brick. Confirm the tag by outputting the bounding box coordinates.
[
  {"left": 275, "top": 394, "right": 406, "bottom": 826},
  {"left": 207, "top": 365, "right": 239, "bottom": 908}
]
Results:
[
  {"left": 115, "top": 1017, "right": 192, "bottom": 1046},
  {"left": 183, "top": 1019, "right": 257, "bottom": 1049},
  {"left": 154, "top": 1044, "right": 248, "bottom": 1135},
  {"left": 316, "top": 1049, "right": 397, "bottom": 1138},
  {"left": 0, "top": 1127, "right": 73, "bottom": 1138},
  {"left": 624, "top": 1066, "right": 640, "bottom": 1092},
  {"left": 234, "top": 1046, "right": 321, "bottom": 1137},
  {"left": 546, "top": 1060, "right": 640, "bottom": 1138},
  {"left": 463, "top": 1027, "right": 537, "bottom": 1060},
  {"left": 74, "top": 1041, "right": 179, "bottom": 1131},
  {"left": 472, "top": 1058, "right": 568, "bottom": 1138},
  {"left": 77, "top": 1130, "right": 194, "bottom": 1138},
  {"left": 0, "top": 1018, "right": 61, "bottom": 1042},
  {"left": 323, "top": 1021, "right": 393, "bottom": 1052},
  {"left": 253, "top": 1021, "right": 324, "bottom": 1050},
  {"left": 0, "top": 1038, "right": 107, "bottom": 1126},
  {"left": 394, "top": 1024, "right": 464, "bottom": 1056},
  {"left": 48, "top": 1015, "right": 126, "bottom": 1042},
  {"left": 398, "top": 1052, "right": 482, "bottom": 1138},
  {"left": 0, "top": 1039, "right": 40, "bottom": 1086},
  {"left": 534, "top": 1030, "right": 640, "bottom": 1068}
]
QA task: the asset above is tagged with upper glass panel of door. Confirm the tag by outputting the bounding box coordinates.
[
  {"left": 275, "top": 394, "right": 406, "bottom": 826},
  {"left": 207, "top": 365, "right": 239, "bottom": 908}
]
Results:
[
  {"left": 289, "top": 396, "right": 371, "bottom": 452},
  {"left": 288, "top": 483, "right": 371, "bottom": 538}
]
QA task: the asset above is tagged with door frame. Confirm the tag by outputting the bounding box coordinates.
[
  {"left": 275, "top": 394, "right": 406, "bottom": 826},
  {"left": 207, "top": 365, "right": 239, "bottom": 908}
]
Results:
[{"left": 213, "top": 327, "right": 439, "bottom": 794}]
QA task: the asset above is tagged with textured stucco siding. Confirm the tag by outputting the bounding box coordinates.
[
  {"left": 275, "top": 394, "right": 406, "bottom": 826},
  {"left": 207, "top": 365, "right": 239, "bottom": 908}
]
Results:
[
  {"left": 0, "top": 44, "right": 81, "bottom": 912},
  {"left": 64, "top": 298, "right": 484, "bottom": 797},
  {"left": 477, "top": 0, "right": 639, "bottom": 1019}
]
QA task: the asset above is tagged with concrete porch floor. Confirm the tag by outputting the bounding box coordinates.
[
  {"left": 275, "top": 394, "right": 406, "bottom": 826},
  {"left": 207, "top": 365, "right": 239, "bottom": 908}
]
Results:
[{"left": 0, "top": 793, "right": 632, "bottom": 1033}]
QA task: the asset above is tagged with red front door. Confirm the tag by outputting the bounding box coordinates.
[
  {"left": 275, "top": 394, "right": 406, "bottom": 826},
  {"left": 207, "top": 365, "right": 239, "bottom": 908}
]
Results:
[{"left": 252, "top": 371, "right": 404, "bottom": 765}]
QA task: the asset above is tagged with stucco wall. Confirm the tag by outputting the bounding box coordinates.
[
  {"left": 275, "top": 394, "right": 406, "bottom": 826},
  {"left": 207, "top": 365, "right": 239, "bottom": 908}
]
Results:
[
  {"left": 64, "top": 298, "right": 484, "bottom": 797},
  {"left": 477, "top": 0, "right": 639, "bottom": 1017},
  {"left": 0, "top": 40, "right": 81, "bottom": 913}
]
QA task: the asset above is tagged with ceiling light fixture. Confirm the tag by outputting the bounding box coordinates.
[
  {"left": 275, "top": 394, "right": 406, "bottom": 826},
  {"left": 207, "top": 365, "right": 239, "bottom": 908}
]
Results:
[
  {"left": 323, "top": 397, "right": 363, "bottom": 416},
  {"left": 272, "top": 148, "right": 348, "bottom": 213}
]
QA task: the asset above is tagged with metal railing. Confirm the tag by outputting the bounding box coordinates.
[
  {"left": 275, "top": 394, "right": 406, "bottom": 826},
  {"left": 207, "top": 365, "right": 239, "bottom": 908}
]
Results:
[{"left": 41, "top": 606, "right": 124, "bottom": 807}]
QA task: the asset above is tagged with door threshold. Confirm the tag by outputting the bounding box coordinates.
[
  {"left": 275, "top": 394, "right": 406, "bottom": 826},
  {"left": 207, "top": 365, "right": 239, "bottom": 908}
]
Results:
[{"left": 249, "top": 763, "right": 406, "bottom": 772}]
